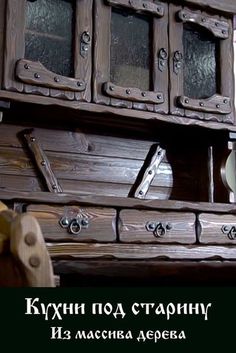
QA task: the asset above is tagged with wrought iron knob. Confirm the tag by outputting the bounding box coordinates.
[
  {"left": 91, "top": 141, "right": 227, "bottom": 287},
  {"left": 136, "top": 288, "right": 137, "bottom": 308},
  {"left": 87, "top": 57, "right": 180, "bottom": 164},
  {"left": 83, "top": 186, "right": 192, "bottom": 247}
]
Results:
[
  {"left": 221, "top": 225, "right": 236, "bottom": 240},
  {"left": 69, "top": 219, "right": 82, "bottom": 235},
  {"left": 146, "top": 221, "right": 172, "bottom": 238},
  {"left": 81, "top": 31, "right": 91, "bottom": 44}
]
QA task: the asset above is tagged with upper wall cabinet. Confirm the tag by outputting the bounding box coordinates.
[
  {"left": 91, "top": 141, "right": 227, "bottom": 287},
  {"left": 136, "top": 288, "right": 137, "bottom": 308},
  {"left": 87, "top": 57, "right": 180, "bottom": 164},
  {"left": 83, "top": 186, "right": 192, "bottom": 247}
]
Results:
[
  {"left": 4, "top": 0, "right": 92, "bottom": 101},
  {"left": 94, "top": 0, "right": 235, "bottom": 123}
]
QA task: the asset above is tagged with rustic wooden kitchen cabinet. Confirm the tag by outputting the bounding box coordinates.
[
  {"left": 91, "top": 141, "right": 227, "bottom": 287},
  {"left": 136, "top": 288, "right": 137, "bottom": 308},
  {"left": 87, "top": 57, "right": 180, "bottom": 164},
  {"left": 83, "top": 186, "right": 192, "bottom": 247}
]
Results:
[{"left": 0, "top": 0, "right": 236, "bottom": 285}]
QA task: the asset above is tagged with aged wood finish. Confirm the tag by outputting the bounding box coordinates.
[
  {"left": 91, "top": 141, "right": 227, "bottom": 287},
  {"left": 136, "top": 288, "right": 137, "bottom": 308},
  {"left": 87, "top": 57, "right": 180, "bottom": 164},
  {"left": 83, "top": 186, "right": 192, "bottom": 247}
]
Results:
[
  {"left": 2, "top": 190, "right": 236, "bottom": 214},
  {"left": 16, "top": 60, "right": 86, "bottom": 92},
  {"left": 27, "top": 204, "right": 117, "bottom": 242},
  {"left": 178, "top": 9, "right": 229, "bottom": 38},
  {"left": 47, "top": 242, "right": 236, "bottom": 260},
  {"left": 179, "top": 94, "right": 232, "bottom": 115},
  {"left": 119, "top": 210, "right": 196, "bottom": 244},
  {"left": 74, "top": 0, "right": 93, "bottom": 102},
  {"left": 0, "top": 0, "right": 6, "bottom": 88},
  {"left": 1, "top": 90, "right": 236, "bottom": 132},
  {"left": 103, "top": 82, "right": 164, "bottom": 104},
  {"left": 106, "top": 0, "right": 165, "bottom": 16},
  {"left": 199, "top": 213, "right": 236, "bottom": 244},
  {"left": 180, "top": 0, "right": 236, "bottom": 14},
  {"left": 24, "top": 131, "right": 63, "bottom": 193},
  {"left": 153, "top": 1, "right": 169, "bottom": 114}
]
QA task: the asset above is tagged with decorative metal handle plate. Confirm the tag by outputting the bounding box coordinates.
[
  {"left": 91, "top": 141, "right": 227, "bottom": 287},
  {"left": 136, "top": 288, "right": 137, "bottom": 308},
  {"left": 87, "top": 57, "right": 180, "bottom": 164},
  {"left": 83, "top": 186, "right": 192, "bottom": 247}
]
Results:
[
  {"left": 173, "top": 51, "right": 183, "bottom": 75},
  {"left": 221, "top": 225, "right": 236, "bottom": 240},
  {"left": 59, "top": 211, "right": 89, "bottom": 236},
  {"left": 146, "top": 221, "right": 172, "bottom": 238},
  {"left": 80, "top": 31, "right": 91, "bottom": 58},
  {"left": 158, "top": 48, "right": 168, "bottom": 72}
]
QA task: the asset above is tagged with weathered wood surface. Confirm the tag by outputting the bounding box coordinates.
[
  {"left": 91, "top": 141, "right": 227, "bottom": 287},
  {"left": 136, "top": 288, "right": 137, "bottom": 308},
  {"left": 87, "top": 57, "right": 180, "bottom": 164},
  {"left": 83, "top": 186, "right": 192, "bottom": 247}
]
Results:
[
  {"left": 180, "top": 0, "right": 236, "bottom": 14},
  {"left": 0, "top": 0, "right": 6, "bottom": 89},
  {"left": 179, "top": 95, "right": 232, "bottom": 115},
  {"left": 27, "top": 204, "right": 117, "bottom": 242},
  {"left": 47, "top": 243, "right": 236, "bottom": 260},
  {"left": 199, "top": 213, "right": 236, "bottom": 244},
  {"left": 1, "top": 190, "right": 236, "bottom": 214},
  {"left": 0, "top": 90, "right": 235, "bottom": 131},
  {"left": 53, "top": 260, "right": 236, "bottom": 284},
  {"left": 106, "top": 0, "right": 165, "bottom": 16},
  {"left": 119, "top": 210, "right": 196, "bottom": 244}
]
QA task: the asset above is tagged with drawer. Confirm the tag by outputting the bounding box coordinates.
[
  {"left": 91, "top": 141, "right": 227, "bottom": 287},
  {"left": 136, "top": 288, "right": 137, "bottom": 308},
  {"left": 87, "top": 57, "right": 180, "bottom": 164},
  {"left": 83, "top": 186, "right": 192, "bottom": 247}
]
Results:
[
  {"left": 199, "top": 213, "right": 236, "bottom": 244},
  {"left": 119, "top": 210, "right": 196, "bottom": 244},
  {"left": 27, "top": 204, "right": 116, "bottom": 242}
]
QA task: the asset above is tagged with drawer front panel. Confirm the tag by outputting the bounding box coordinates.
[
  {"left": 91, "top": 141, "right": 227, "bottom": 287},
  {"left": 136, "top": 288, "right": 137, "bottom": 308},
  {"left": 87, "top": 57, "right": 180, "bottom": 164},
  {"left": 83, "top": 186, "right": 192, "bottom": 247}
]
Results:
[
  {"left": 119, "top": 210, "right": 196, "bottom": 244},
  {"left": 199, "top": 213, "right": 236, "bottom": 244},
  {"left": 27, "top": 204, "right": 116, "bottom": 242}
]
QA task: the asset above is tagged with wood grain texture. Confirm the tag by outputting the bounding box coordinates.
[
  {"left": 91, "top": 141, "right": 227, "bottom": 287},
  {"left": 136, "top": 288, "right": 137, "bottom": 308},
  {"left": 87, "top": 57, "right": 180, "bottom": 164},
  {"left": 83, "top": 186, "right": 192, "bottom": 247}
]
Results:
[
  {"left": 169, "top": 3, "right": 184, "bottom": 116},
  {"left": 74, "top": 0, "right": 92, "bottom": 102},
  {"left": 199, "top": 213, "right": 236, "bottom": 244},
  {"left": 0, "top": 0, "right": 6, "bottom": 89},
  {"left": 106, "top": 0, "right": 164, "bottom": 16},
  {"left": 153, "top": 2, "right": 169, "bottom": 114},
  {"left": 178, "top": 9, "right": 229, "bottom": 38},
  {"left": 93, "top": 0, "right": 111, "bottom": 105},
  {"left": 119, "top": 210, "right": 196, "bottom": 244},
  {"left": 179, "top": 94, "right": 232, "bottom": 115},
  {"left": 0, "top": 90, "right": 235, "bottom": 131},
  {"left": 180, "top": 0, "right": 236, "bottom": 14},
  {"left": 24, "top": 131, "right": 63, "bottom": 193},
  {"left": 47, "top": 242, "right": 236, "bottom": 260},
  {"left": 16, "top": 59, "right": 86, "bottom": 92},
  {"left": 27, "top": 204, "right": 117, "bottom": 242},
  {"left": 4, "top": 0, "right": 25, "bottom": 92},
  {"left": 103, "top": 82, "right": 164, "bottom": 104},
  {"left": 1, "top": 190, "right": 236, "bottom": 214}
]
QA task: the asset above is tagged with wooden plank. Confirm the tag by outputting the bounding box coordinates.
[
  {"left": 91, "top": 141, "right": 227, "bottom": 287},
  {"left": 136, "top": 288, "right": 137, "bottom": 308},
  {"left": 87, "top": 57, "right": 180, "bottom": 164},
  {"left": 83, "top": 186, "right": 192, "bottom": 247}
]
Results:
[
  {"left": 1, "top": 190, "right": 236, "bottom": 214},
  {"left": 27, "top": 204, "right": 117, "bottom": 242},
  {"left": 0, "top": 90, "right": 236, "bottom": 132},
  {"left": 0, "top": 0, "right": 6, "bottom": 89},
  {"left": 180, "top": 0, "right": 236, "bottom": 14},
  {"left": 153, "top": 2, "right": 169, "bottom": 114},
  {"left": 0, "top": 174, "right": 43, "bottom": 192},
  {"left": 4, "top": 0, "right": 25, "bottom": 92},
  {"left": 169, "top": 3, "right": 184, "bottom": 116},
  {"left": 47, "top": 242, "right": 236, "bottom": 260},
  {"left": 0, "top": 124, "right": 158, "bottom": 160},
  {"left": 119, "top": 210, "right": 196, "bottom": 244},
  {"left": 179, "top": 94, "right": 232, "bottom": 115},
  {"left": 106, "top": 0, "right": 165, "bottom": 16},
  {"left": 199, "top": 213, "right": 236, "bottom": 244},
  {"left": 24, "top": 131, "right": 63, "bottom": 193},
  {"left": 74, "top": 0, "right": 92, "bottom": 102},
  {"left": 93, "top": 0, "right": 111, "bottom": 105}
]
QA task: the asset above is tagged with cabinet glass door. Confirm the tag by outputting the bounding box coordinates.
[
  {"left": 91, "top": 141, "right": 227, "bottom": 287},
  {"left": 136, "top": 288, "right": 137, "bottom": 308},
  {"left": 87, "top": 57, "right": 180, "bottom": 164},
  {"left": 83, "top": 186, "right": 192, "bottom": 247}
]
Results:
[
  {"left": 169, "top": 4, "right": 234, "bottom": 124},
  {"left": 94, "top": 0, "right": 168, "bottom": 113}
]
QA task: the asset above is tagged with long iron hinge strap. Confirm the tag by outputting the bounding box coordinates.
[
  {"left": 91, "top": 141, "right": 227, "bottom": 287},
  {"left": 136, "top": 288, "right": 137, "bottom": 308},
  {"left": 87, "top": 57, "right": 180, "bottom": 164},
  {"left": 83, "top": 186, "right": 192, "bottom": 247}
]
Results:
[
  {"left": 24, "top": 130, "right": 63, "bottom": 193},
  {"left": 131, "top": 144, "right": 166, "bottom": 199}
]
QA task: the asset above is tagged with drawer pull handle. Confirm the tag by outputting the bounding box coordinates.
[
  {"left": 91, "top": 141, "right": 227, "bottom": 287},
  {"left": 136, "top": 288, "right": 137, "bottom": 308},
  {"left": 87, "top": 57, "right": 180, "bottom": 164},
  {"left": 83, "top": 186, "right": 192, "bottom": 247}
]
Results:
[
  {"left": 221, "top": 225, "right": 236, "bottom": 240},
  {"left": 59, "top": 215, "right": 89, "bottom": 236},
  {"left": 146, "top": 221, "right": 172, "bottom": 238}
]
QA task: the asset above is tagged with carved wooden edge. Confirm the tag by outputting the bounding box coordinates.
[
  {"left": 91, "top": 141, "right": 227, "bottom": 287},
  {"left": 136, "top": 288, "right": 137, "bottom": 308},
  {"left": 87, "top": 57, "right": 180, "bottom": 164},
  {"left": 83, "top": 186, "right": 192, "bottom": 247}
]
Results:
[
  {"left": 178, "top": 9, "right": 230, "bottom": 39},
  {"left": 0, "top": 90, "right": 235, "bottom": 132},
  {"left": 24, "top": 130, "right": 63, "bottom": 193},
  {"left": 47, "top": 242, "right": 236, "bottom": 260},
  {"left": 178, "top": 95, "right": 232, "bottom": 115},
  {"left": 132, "top": 144, "right": 166, "bottom": 199},
  {"left": 106, "top": 0, "right": 164, "bottom": 16},
  {"left": 2, "top": 190, "right": 236, "bottom": 214},
  {"left": 103, "top": 82, "right": 164, "bottom": 104},
  {"left": 11, "top": 214, "right": 55, "bottom": 287},
  {"left": 16, "top": 60, "right": 86, "bottom": 92}
]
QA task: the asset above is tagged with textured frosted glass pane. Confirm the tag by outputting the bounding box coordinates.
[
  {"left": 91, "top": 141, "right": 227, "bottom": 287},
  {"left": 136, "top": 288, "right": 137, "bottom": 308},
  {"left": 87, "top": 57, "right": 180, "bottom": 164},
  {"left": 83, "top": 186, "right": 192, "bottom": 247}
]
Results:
[
  {"left": 183, "top": 24, "right": 218, "bottom": 99},
  {"left": 25, "top": 0, "right": 74, "bottom": 77},
  {"left": 111, "top": 8, "right": 151, "bottom": 91}
]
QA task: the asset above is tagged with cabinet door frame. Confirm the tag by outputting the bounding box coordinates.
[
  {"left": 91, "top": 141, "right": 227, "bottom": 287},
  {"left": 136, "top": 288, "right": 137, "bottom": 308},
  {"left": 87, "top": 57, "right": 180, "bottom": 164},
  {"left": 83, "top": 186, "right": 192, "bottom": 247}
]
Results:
[
  {"left": 93, "top": 0, "right": 169, "bottom": 113},
  {"left": 169, "top": 4, "right": 235, "bottom": 124},
  {"left": 3, "top": 0, "right": 92, "bottom": 102}
]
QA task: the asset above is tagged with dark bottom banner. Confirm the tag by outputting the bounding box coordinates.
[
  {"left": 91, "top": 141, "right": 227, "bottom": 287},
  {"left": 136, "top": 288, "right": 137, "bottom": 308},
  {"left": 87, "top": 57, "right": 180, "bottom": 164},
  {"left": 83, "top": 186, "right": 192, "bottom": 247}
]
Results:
[{"left": 0, "top": 286, "right": 234, "bottom": 352}]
